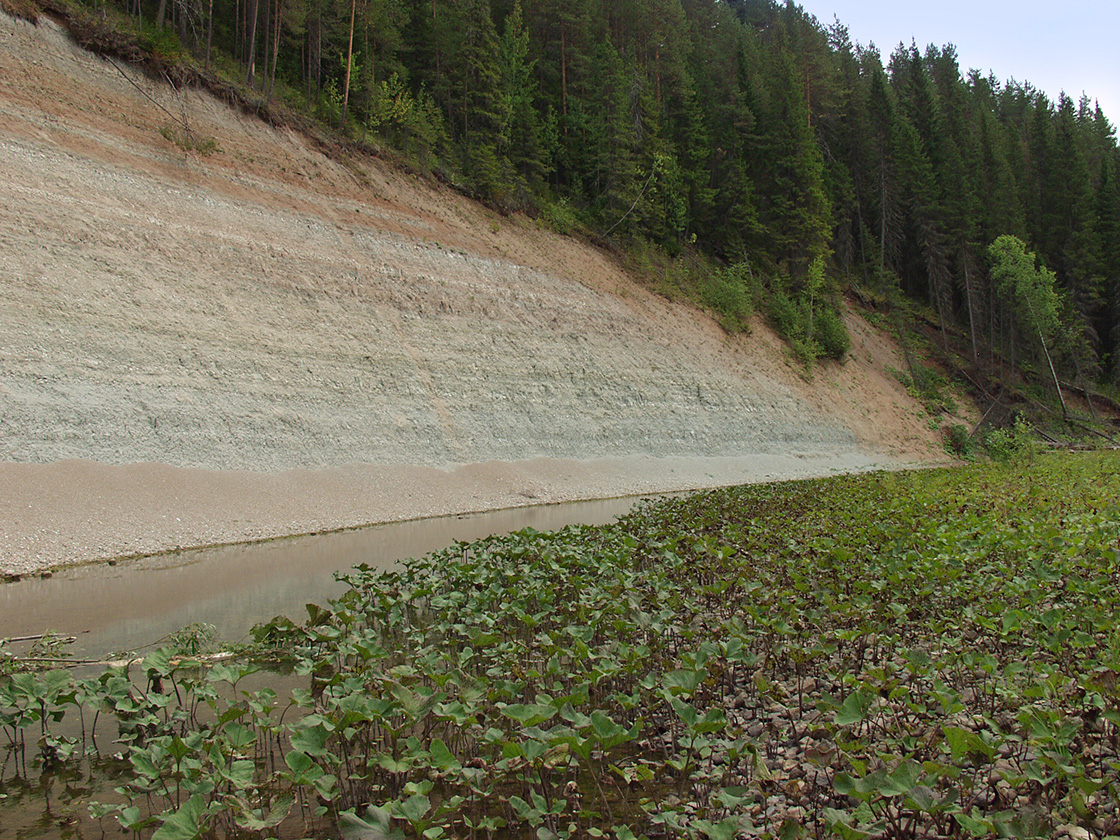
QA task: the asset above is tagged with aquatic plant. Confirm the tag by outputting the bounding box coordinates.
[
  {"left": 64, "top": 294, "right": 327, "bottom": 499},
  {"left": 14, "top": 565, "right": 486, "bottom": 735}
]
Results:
[{"left": 3, "top": 453, "right": 1120, "bottom": 838}]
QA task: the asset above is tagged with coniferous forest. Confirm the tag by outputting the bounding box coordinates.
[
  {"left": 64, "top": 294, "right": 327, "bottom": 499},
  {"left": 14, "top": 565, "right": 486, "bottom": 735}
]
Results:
[{"left": 16, "top": 0, "right": 1120, "bottom": 402}]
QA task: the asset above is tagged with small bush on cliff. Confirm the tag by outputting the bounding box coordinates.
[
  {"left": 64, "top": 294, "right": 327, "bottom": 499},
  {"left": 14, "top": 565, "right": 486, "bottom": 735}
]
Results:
[
  {"left": 159, "top": 123, "right": 219, "bottom": 155},
  {"left": 700, "top": 261, "right": 758, "bottom": 333},
  {"left": 766, "top": 276, "right": 850, "bottom": 365},
  {"left": 814, "top": 304, "right": 851, "bottom": 360}
]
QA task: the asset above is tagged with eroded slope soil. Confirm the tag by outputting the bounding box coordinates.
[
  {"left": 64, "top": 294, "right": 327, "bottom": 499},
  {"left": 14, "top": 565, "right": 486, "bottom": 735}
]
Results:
[{"left": 0, "top": 12, "right": 961, "bottom": 572}]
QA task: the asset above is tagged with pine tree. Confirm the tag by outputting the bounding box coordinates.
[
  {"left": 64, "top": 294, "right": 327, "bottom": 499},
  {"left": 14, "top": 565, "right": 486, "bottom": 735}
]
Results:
[
  {"left": 495, "top": 0, "right": 548, "bottom": 202},
  {"left": 865, "top": 60, "right": 903, "bottom": 293},
  {"left": 758, "top": 43, "right": 831, "bottom": 276}
]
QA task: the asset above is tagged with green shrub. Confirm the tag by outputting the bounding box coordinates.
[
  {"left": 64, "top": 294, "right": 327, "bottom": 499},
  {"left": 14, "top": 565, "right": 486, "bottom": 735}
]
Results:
[
  {"left": 541, "top": 198, "right": 582, "bottom": 235},
  {"left": 366, "top": 73, "right": 445, "bottom": 167},
  {"left": 984, "top": 427, "right": 1014, "bottom": 462},
  {"left": 766, "top": 282, "right": 850, "bottom": 364},
  {"left": 814, "top": 305, "right": 850, "bottom": 360},
  {"left": 984, "top": 415, "right": 1037, "bottom": 463},
  {"left": 701, "top": 262, "right": 756, "bottom": 333},
  {"left": 137, "top": 25, "right": 184, "bottom": 64},
  {"left": 891, "top": 363, "right": 958, "bottom": 415},
  {"left": 159, "top": 123, "right": 219, "bottom": 155},
  {"left": 767, "top": 283, "right": 801, "bottom": 342},
  {"left": 944, "top": 423, "right": 972, "bottom": 457}
]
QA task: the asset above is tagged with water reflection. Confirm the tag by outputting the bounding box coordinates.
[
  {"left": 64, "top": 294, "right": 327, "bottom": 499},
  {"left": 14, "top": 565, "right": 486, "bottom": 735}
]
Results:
[{"left": 0, "top": 496, "right": 643, "bottom": 660}]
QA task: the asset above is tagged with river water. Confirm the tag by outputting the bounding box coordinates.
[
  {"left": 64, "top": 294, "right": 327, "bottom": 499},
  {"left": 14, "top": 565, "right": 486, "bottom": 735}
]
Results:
[
  {"left": 0, "top": 496, "right": 644, "bottom": 661},
  {"left": 0, "top": 496, "right": 649, "bottom": 838}
]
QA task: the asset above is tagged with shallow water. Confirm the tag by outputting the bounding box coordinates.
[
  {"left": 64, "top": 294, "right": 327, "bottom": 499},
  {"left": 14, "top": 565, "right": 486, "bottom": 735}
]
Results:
[
  {"left": 0, "top": 496, "right": 644, "bottom": 660},
  {"left": 0, "top": 496, "right": 650, "bottom": 839}
]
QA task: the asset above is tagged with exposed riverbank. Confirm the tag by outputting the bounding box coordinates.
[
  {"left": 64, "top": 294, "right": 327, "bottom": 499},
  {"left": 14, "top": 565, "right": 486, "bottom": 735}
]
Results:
[
  {"left": 0, "top": 451, "right": 921, "bottom": 576},
  {"left": 1, "top": 11, "right": 962, "bottom": 576}
]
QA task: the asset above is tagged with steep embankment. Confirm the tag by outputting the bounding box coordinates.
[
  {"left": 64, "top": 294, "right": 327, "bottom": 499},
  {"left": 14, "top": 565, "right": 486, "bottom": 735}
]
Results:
[{"left": 0, "top": 12, "right": 961, "bottom": 574}]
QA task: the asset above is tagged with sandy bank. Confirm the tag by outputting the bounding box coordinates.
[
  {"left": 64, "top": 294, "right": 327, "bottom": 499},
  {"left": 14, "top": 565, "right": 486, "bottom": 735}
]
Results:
[{"left": 0, "top": 452, "right": 923, "bottom": 577}]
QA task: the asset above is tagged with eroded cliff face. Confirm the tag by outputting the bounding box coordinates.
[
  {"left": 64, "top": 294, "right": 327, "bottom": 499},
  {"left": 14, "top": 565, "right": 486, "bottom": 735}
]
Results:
[{"left": 0, "top": 12, "right": 954, "bottom": 477}]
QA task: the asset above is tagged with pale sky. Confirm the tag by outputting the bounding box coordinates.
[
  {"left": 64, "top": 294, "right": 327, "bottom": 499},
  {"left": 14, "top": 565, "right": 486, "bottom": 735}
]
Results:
[{"left": 794, "top": 0, "right": 1120, "bottom": 131}]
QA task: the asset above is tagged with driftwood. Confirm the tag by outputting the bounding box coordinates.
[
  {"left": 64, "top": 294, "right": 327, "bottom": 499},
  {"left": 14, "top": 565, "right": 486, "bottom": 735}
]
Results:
[
  {"left": 1043, "top": 441, "right": 1120, "bottom": 452},
  {"left": 104, "top": 650, "right": 237, "bottom": 669},
  {"left": 1, "top": 650, "right": 237, "bottom": 670},
  {"left": 2, "top": 633, "right": 77, "bottom": 644}
]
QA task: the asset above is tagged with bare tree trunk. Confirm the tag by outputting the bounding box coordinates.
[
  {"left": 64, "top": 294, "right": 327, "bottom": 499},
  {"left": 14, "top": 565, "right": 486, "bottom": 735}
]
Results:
[
  {"left": 361, "top": 18, "right": 372, "bottom": 140},
  {"left": 266, "top": 0, "right": 282, "bottom": 100},
  {"left": 431, "top": 0, "right": 438, "bottom": 77},
  {"left": 177, "top": 0, "right": 188, "bottom": 50},
  {"left": 205, "top": 0, "right": 213, "bottom": 67},
  {"left": 315, "top": 8, "right": 322, "bottom": 96},
  {"left": 245, "top": 0, "right": 259, "bottom": 87},
  {"left": 560, "top": 20, "right": 568, "bottom": 119},
  {"left": 878, "top": 161, "right": 888, "bottom": 297},
  {"left": 1009, "top": 310, "right": 1015, "bottom": 386},
  {"left": 1023, "top": 297, "right": 1069, "bottom": 422},
  {"left": 340, "top": 0, "right": 356, "bottom": 129},
  {"left": 259, "top": 0, "right": 270, "bottom": 93},
  {"left": 1071, "top": 355, "right": 1099, "bottom": 422},
  {"left": 962, "top": 253, "right": 979, "bottom": 361}
]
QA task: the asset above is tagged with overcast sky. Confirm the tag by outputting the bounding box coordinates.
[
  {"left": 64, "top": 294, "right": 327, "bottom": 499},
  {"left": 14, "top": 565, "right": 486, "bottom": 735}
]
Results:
[{"left": 793, "top": 0, "right": 1120, "bottom": 130}]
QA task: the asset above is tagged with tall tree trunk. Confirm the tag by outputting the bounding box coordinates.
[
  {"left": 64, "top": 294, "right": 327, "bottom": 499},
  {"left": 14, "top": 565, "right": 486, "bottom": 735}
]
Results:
[
  {"left": 1023, "top": 297, "right": 1069, "bottom": 421},
  {"left": 560, "top": 21, "right": 568, "bottom": 119},
  {"left": 878, "top": 162, "right": 888, "bottom": 296},
  {"left": 177, "top": 0, "right": 188, "bottom": 50},
  {"left": 962, "top": 252, "right": 979, "bottom": 361},
  {"left": 266, "top": 0, "right": 282, "bottom": 100},
  {"left": 361, "top": 20, "right": 372, "bottom": 139},
  {"left": 245, "top": 0, "right": 259, "bottom": 87},
  {"left": 305, "top": 17, "right": 312, "bottom": 107},
  {"left": 431, "top": 0, "right": 439, "bottom": 77},
  {"left": 315, "top": 9, "right": 322, "bottom": 96},
  {"left": 340, "top": 0, "right": 356, "bottom": 129},
  {"left": 259, "top": 0, "right": 271, "bottom": 93},
  {"left": 1009, "top": 310, "right": 1016, "bottom": 386},
  {"left": 205, "top": 0, "right": 213, "bottom": 67}
]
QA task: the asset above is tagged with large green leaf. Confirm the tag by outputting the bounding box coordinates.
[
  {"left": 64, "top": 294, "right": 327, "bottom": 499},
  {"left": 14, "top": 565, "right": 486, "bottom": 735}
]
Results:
[
  {"left": 339, "top": 806, "right": 403, "bottom": 840},
  {"left": 151, "top": 794, "right": 206, "bottom": 840},
  {"left": 834, "top": 689, "right": 876, "bottom": 727},
  {"left": 500, "top": 702, "right": 557, "bottom": 726}
]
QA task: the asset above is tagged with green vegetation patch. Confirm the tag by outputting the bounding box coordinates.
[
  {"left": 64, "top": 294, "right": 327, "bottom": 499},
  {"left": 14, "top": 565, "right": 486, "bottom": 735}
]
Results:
[
  {"left": 3, "top": 454, "right": 1120, "bottom": 838},
  {"left": 159, "top": 122, "right": 220, "bottom": 155},
  {"left": 0, "top": 0, "right": 40, "bottom": 21}
]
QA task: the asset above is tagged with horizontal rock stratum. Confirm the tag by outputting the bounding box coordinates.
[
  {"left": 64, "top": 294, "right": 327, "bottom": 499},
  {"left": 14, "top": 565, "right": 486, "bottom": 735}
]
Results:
[{"left": 0, "top": 11, "right": 958, "bottom": 572}]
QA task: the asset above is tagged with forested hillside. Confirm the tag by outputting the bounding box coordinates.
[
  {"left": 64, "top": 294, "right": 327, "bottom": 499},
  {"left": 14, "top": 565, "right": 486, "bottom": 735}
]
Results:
[{"left": 12, "top": 0, "right": 1120, "bottom": 397}]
